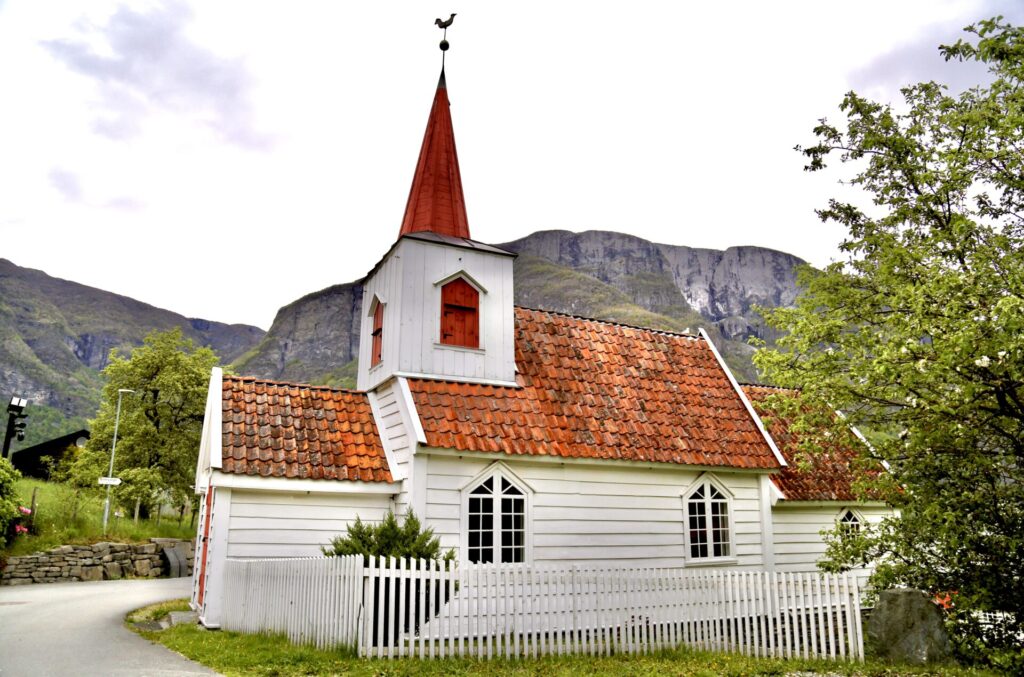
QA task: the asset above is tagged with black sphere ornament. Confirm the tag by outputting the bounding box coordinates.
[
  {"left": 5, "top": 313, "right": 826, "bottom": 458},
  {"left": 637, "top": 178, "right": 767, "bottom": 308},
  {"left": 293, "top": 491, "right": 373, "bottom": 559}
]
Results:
[{"left": 439, "top": 39, "right": 450, "bottom": 51}]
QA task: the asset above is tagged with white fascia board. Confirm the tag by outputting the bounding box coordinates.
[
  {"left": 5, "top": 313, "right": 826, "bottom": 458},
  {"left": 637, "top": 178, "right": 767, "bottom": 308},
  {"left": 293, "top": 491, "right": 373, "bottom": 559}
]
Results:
[
  {"left": 393, "top": 371, "right": 520, "bottom": 388},
  {"left": 699, "top": 328, "right": 788, "bottom": 468},
  {"left": 211, "top": 471, "right": 399, "bottom": 495},
  {"left": 397, "top": 377, "right": 428, "bottom": 445},
  {"left": 195, "top": 367, "right": 223, "bottom": 486},
  {"left": 773, "top": 499, "right": 890, "bottom": 509},
  {"left": 768, "top": 476, "right": 786, "bottom": 504},
  {"left": 367, "top": 390, "right": 405, "bottom": 480},
  {"left": 835, "top": 408, "right": 893, "bottom": 472},
  {"left": 418, "top": 446, "right": 781, "bottom": 475}
]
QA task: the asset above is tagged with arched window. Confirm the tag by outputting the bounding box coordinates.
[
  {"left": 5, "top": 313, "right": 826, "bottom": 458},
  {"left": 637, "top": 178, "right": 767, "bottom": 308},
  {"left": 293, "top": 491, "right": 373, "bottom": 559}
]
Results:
[
  {"left": 371, "top": 301, "right": 384, "bottom": 366},
  {"left": 686, "top": 479, "right": 732, "bottom": 560},
  {"left": 441, "top": 277, "right": 479, "bottom": 348},
  {"left": 467, "top": 473, "right": 526, "bottom": 563},
  {"left": 838, "top": 508, "right": 861, "bottom": 533}
]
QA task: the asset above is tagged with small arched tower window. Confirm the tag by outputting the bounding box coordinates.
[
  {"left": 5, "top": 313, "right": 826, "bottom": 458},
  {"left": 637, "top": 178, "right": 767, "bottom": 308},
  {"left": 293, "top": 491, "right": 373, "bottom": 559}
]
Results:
[
  {"left": 441, "top": 277, "right": 479, "bottom": 348},
  {"left": 371, "top": 301, "right": 384, "bottom": 366}
]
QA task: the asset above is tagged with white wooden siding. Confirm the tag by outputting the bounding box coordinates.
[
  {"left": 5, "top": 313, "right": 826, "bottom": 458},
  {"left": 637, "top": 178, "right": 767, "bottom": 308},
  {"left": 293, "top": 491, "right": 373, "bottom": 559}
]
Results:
[
  {"left": 370, "top": 382, "right": 414, "bottom": 517},
  {"left": 226, "top": 490, "right": 392, "bottom": 559},
  {"left": 423, "top": 454, "right": 767, "bottom": 568},
  {"left": 772, "top": 505, "right": 890, "bottom": 576},
  {"left": 358, "top": 238, "right": 516, "bottom": 390}
]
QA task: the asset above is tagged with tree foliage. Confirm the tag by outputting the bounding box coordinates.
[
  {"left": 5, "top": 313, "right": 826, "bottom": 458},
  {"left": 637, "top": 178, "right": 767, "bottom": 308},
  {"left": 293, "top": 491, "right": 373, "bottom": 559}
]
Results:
[
  {"left": 322, "top": 510, "right": 454, "bottom": 565},
  {"left": 0, "top": 458, "right": 22, "bottom": 547},
  {"left": 70, "top": 328, "right": 218, "bottom": 513},
  {"left": 755, "top": 17, "right": 1024, "bottom": 666}
]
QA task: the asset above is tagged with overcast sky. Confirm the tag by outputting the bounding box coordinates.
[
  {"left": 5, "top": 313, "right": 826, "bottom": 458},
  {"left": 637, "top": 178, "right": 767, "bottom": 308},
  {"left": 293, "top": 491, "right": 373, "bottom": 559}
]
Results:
[{"left": 1, "top": 0, "right": 1020, "bottom": 330}]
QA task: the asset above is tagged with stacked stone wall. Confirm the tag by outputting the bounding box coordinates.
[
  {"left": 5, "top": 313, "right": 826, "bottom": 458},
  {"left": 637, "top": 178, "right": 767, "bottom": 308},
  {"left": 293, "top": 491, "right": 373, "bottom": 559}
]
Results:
[{"left": 1, "top": 539, "right": 194, "bottom": 585}]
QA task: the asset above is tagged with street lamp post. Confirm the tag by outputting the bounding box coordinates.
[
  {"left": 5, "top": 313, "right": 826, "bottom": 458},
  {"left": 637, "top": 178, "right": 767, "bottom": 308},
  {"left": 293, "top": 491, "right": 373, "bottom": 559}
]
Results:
[{"left": 102, "top": 388, "right": 134, "bottom": 534}]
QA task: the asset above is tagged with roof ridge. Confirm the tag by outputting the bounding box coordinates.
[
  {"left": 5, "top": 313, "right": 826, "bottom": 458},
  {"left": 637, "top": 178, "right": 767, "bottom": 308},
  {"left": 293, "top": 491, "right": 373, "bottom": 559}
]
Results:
[
  {"left": 222, "top": 374, "right": 366, "bottom": 395},
  {"left": 513, "top": 305, "right": 701, "bottom": 339}
]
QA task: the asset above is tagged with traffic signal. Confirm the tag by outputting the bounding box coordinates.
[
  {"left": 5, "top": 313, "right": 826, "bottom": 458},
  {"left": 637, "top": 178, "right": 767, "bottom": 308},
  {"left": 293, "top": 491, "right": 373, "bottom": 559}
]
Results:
[{"left": 2, "top": 396, "right": 28, "bottom": 459}]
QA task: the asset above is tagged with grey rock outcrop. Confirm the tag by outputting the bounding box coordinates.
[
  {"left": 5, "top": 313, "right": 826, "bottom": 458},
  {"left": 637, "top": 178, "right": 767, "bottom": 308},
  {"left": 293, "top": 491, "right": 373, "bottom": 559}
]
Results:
[
  {"left": 234, "top": 282, "right": 364, "bottom": 386},
  {"left": 502, "top": 230, "right": 804, "bottom": 341},
  {"left": 866, "top": 589, "right": 951, "bottom": 664}
]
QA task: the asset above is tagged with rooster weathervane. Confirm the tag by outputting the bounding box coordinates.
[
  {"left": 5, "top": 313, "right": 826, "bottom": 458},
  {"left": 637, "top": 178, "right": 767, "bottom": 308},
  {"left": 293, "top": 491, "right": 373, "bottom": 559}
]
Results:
[{"left": 436, "top": 13, "right": 455, "bottom": 68}]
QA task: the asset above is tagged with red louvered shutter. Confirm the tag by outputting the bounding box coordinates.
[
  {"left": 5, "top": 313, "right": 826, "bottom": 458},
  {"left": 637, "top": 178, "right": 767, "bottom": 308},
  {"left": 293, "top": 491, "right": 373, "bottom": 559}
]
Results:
[
  {"left": 371, "top": 302, "right": 384, "bottom": 365},
  {"left": 440, "top": 278, "right": 479, "bottom": 348}
]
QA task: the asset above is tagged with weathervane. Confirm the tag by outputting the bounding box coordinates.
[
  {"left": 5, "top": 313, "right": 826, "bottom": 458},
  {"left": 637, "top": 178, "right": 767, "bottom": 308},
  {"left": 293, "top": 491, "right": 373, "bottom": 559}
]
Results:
[{"left": 435, "top": 13, "right": 455, "bottom": 69}]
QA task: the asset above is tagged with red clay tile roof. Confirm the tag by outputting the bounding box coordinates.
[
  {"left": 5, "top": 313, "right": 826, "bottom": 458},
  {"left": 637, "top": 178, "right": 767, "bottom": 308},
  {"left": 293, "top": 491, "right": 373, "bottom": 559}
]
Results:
[
  {"left": 407, "top": 308, "right": 780, "bottom": 469},
  {"left": 220, "top": 376, "right": 392, "bottom": 482},
  {"left": 399, "top": 70, "right": 470, "bottom": 240},
  {"left": 741, "top": 384, "right": 871, "bottom": 501}
]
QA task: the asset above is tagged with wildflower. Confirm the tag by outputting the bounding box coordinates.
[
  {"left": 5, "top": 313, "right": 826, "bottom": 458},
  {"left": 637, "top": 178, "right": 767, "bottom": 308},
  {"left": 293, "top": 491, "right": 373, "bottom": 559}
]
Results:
[
  {"left": 975, "top": 355, "right": 991, "bottom": 368},
  {"left": 14, "top": 524, "right": 28, "bottom": 534},
  {"left": 18, "top": 506, "right": 31, "bottom": 515}
]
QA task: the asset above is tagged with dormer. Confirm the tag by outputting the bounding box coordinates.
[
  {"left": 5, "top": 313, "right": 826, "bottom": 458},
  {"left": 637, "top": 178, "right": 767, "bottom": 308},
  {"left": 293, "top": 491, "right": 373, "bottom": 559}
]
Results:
[{"left": 357, "top": 70, "right": 517, "bottom": 392}]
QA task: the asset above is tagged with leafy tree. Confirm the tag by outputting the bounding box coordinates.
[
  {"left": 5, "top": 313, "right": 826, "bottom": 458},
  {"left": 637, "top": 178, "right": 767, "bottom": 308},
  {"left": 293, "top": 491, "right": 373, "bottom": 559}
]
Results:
[
  {"left": 71, "top": 328, "right": 219, "bottom": 513},
  {"left": 322, "top": 510, "right": 454, "bottom": 565},
  {"left": 0, "top": 458, "right": 22, "bottom": 547},
  {"left": 755, "top": 17, "right": 1024, "bottom": 667}
]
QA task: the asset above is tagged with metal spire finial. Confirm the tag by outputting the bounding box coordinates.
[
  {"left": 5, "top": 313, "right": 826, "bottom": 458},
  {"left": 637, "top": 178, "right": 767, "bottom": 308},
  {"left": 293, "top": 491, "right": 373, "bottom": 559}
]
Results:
[{"left": 435, "top": 13, "right": 455, "bottom": 69}]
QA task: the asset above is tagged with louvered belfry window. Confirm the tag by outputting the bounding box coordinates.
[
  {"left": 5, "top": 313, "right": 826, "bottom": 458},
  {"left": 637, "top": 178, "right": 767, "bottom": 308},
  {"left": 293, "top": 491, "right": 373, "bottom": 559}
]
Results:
[
  {"left": 440, "top": 278, "right": 479, "bottom": 348},
  {"left": 371, "top": 302, "right": 384, "bottom": 366}
]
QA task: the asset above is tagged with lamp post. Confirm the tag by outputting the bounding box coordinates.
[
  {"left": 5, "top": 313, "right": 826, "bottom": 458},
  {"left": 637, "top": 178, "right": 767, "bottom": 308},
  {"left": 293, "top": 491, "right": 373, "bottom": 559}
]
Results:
[{"left": 102, "top": 388, "right": 134, "bottom": 534}]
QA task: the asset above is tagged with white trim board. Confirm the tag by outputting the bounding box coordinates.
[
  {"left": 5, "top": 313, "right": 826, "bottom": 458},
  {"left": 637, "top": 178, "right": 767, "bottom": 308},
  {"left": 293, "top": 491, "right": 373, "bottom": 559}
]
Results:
[
  {"left": 419, "top": 446, "right": 782, "bottom": 476},
  {"left": 211, "top": 471, "right": 399, "bottom": 495},
  {"left": 699, "top": 328, "right": 788, "bottom": 469}
]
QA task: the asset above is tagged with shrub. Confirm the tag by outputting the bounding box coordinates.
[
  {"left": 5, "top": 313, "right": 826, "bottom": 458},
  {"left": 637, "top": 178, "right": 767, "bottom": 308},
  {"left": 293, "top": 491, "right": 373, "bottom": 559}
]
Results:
[
  {"left": 0, "top": 459, "right": 23, "bottom": 547},
  {"left": 323, "top": 510, "right": 454, "bottom": 646},
  {"left": 322, "top": 510, "right": 454, "bottom": 565}
]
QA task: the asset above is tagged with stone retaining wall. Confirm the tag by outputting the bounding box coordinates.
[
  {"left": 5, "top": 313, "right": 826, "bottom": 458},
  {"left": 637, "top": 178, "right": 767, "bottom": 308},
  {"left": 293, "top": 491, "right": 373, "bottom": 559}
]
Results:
[{"left": 0, "top": 539, "right": 195, "bottom": 586}]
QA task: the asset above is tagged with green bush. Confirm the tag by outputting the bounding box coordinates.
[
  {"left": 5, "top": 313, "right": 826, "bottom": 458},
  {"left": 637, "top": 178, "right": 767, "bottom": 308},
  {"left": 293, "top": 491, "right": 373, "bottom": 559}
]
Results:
[
  {"left": 322, "top": 510, "right": 453, "bottom": 565},
  {"left": 0, "top": 458, "right": 24, "bottom": 547}
]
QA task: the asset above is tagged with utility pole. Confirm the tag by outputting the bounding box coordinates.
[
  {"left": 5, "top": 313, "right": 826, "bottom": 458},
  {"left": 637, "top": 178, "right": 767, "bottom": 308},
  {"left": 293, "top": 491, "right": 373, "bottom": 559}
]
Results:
[{"left": 101, "top": 389, "right": 134, "bottom": 533}]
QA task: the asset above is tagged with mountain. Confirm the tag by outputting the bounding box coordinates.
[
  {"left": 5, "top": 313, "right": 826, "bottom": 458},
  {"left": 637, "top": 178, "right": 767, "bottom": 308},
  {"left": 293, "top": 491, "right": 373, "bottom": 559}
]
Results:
[
  {"left": 0, "top": 258, "right": 265, "bottom": 450},
  {"left": 236, "top": 230, "right": 806, "bottom": 387}
]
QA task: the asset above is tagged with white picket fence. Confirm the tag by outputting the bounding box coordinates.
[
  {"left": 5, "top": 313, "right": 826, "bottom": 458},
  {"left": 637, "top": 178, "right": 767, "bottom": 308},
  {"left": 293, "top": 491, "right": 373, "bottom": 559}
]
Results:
[{"left": 221, "top": 556, "right": 864, "bottom": 661}]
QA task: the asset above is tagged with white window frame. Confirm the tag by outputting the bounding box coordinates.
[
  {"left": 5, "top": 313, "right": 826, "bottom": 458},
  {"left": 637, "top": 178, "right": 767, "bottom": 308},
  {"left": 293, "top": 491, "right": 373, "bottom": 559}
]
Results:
[
  {"left": 458, "top": 462, "right": 533, "bottom": 566},
  {"left": 681, "top": 474, "right": 737, "bottom": 565},
  {"left": 837, "top": 507, "right": 864, "bottom": 533}
]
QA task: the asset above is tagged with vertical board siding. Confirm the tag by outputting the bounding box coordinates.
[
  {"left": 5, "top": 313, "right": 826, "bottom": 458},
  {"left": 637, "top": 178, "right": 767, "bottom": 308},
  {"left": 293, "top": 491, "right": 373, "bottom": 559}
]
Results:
[
  {"left": 426, "top": 456, "right": 766, "bottom": 567},
  {"left": 360, "top": 238, "right": 517, "bottom": 391},
  {"left": 220, "top": 557, "right": 864, "bottom": 662}
]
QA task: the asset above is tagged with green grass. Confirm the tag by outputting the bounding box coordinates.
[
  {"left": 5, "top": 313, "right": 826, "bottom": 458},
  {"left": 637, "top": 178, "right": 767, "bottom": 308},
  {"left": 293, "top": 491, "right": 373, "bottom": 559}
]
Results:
[
  {"left": 136, "top": 620, "right": 997, "bottom": 677},
  {"left": 4, "top": 478, "right": 195, "bottom": 557},
  {"left": 127, "top": 597, "right": 193, "bottom": 624}
]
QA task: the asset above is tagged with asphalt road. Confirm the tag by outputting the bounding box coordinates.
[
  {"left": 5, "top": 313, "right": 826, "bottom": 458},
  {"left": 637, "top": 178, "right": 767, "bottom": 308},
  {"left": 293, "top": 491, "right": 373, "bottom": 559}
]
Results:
[{"left": 0, "top": 577, "right": 218, "bottom": 677}]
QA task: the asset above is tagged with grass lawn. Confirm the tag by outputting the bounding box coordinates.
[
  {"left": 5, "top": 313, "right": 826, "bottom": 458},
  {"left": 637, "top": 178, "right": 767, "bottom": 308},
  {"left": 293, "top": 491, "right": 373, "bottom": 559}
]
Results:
[
  {"left": 135, "top": 601, "right": 997, "bottom": 677},
  {"left": 4, "top": 478, "right": 195, "bottom": 557}
]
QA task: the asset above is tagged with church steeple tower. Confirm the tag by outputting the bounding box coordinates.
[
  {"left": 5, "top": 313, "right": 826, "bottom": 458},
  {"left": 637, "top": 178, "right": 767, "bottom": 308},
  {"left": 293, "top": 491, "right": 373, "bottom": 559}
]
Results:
[
  {"left": 398, "top": 69, "right": 471, "bottom": 240},
  {"left": 357, "top": 23, "right": 517, "bottom": 393}
]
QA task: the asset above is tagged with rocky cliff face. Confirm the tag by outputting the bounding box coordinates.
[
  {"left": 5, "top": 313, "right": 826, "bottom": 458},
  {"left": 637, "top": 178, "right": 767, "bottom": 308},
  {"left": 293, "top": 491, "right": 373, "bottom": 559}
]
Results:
[
  {"left": 234, "top": 282, "right": 363, "bottom": 386},
  {"left": 235, "top": 230, "right": 805, "bottom": 388},
  {"left": 502, "top": 230, "right": 804, "bottom": 340}
]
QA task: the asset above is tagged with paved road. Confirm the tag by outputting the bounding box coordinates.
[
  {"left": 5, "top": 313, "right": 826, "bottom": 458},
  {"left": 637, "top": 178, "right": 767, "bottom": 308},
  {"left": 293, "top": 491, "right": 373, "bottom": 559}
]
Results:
[{"left": 0, "top": 577, "right": 218, "bottom": 677}]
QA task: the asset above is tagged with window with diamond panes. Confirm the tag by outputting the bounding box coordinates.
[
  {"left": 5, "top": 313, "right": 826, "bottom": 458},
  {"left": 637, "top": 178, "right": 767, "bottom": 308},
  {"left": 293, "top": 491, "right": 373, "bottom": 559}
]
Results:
[
  {"left": 687, "top": 482, "right": 731, "bottom": 559},
  {"left": 839, "top": 509, "right": 861, "bottom": 534},
  {"left": 467, "top": 474, "right": 525, "bottom": 564}
]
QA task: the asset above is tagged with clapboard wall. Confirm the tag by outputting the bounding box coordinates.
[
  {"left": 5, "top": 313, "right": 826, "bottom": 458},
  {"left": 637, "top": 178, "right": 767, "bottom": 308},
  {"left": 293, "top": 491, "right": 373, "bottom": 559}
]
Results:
[{"left": 421, "top": 453, "right": 771, "bottom": 569}]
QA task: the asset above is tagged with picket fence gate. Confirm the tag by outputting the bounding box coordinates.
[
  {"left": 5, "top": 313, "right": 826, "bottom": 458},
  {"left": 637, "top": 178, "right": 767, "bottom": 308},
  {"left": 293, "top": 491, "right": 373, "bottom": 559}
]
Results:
[{"left": 221, "top": 556, "right": 864, "bottom": 661}]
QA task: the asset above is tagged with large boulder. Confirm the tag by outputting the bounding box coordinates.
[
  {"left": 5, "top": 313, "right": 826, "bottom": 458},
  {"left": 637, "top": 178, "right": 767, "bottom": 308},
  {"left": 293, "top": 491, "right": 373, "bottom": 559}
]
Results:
[{"left": 867, "top": 589, "right": 951, "bottom": 664}]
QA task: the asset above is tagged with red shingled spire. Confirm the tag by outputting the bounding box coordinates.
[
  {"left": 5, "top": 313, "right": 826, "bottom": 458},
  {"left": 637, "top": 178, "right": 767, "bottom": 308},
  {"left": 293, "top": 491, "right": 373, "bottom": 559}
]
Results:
[{"left": 399, "top": 69, "right": 471, "bottom": 240}]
